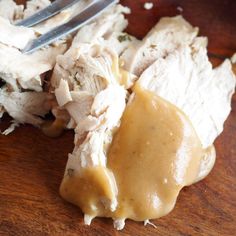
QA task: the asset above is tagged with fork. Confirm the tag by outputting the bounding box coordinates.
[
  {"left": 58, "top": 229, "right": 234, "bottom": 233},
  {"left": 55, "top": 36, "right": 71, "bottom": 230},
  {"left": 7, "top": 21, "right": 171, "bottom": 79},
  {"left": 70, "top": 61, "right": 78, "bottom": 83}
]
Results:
[{"left": 16, "top": 0, "right": 117, "bottom": 54}]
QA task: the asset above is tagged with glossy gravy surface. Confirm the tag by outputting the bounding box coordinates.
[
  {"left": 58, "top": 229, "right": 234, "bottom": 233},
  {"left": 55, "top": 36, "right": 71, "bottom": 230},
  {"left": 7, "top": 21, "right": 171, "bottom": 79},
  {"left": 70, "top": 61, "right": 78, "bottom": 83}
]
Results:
[{"left": 60, "top": 85, "right": 203, "bottom": 221}]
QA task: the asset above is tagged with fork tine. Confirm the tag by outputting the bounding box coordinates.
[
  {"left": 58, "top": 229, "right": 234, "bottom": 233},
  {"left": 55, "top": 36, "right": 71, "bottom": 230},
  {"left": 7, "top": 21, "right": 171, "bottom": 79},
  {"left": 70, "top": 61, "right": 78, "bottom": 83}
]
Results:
[
  {"left": 15, "top": 0, "right": 81, "bottom": 27},
  {"left": 22, "top": 0, "right": 117, "bottom": 54}
]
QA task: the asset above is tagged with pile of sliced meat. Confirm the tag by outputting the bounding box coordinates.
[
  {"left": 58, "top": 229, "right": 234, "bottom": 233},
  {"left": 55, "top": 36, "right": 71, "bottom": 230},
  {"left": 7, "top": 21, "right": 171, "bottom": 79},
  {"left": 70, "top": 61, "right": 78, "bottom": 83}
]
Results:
[{"left": 0, "top": 0, "right": 235, "bottom": 230}]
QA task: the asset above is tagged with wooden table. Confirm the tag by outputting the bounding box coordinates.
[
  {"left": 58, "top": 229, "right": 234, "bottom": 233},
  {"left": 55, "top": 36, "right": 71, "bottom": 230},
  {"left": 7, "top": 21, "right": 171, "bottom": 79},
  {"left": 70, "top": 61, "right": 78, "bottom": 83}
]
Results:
[{"left": 1, "top": 1, "right": 236, "bottom": 235}]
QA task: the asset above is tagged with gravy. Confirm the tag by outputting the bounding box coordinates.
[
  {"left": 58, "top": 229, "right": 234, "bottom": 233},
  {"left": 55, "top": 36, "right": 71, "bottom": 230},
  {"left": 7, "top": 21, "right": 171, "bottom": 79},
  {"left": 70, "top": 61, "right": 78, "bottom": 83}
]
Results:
[{"left": 60, "top": 84, "right": 203, "bottom": 221}]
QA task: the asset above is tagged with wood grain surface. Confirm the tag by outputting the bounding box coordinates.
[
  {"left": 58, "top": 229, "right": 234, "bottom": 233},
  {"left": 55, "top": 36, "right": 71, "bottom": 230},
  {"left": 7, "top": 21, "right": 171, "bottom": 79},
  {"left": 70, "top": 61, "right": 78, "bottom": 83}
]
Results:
[{"left": 1, "top": 1, "right": 236, "bottom": 235}]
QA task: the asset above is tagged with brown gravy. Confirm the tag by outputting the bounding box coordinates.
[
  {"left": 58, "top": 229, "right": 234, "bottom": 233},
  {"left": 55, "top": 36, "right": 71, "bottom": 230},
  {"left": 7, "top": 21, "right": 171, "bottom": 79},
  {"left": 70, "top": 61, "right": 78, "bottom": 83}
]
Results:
[{"left": 60, "top": 84, "right": 203, "bottom": 221}]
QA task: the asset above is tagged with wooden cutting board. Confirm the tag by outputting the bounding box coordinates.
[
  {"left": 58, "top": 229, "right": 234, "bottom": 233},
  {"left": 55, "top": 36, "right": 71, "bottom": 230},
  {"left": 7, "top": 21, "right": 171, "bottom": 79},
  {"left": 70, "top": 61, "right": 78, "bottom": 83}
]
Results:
[{"left": 0, "top": 1, "right": 236, "bottom": 235}]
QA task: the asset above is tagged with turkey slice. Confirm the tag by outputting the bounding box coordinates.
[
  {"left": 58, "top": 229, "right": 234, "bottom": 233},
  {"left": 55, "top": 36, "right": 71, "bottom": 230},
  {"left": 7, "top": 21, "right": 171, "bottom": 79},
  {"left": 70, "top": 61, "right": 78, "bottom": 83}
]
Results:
[
  {"left": 0, "top": 89, "right": 49, "bottom": 126},
  {"left": 121, "top": 15, "right": 200, "bottom": 77},
  {"left": 51, "top": 4, "right": 131, "bottom": 88},
  {"left": 137, "top": 41, "right": 236, "bottom": 149},
  {"left": 55, "top": 44, "right": 127, "bottom": 219},
  {"left": 0, "top": 0, "right": 68, "bottom": 129},
  {"left": 71, "top": 4, "right": 130, "bottom": 45},
  {"left": 137, "top": 43, "right": 235, "bottom": 185},
  {"left": 0, "top": 43, "right": 67, "bottom": 91}
]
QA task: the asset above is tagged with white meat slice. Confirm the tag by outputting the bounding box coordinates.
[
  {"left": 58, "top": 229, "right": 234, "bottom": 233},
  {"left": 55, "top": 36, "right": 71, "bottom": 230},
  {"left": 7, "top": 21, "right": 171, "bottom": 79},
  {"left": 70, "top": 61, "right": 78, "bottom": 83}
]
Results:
[
  {"left": 0, "top": 0, "right": 24, "bottom": 22},
  {"left": 54, "top": 43, "right": 128, "bottom": 132},
  {"left": 51, "top": 4, "right": 131, "bottom": 90},
  {"left": 0, "top": 89, "right": 49, "bottom": 126},
  {"left": 58, "top": 83, "right": 126, "bottom": 212},
  {"left": 75, "top": 84, "right": 127, "bottom": 140},
  {"left": 72, "top": 4, "right": 130, "bottom": 45},
  {"left": 0, "top": 17, "right": 36, "bottom": 50},
  {"left": 0, "top": 43, "right": 67, "bottom": 91},
  {"left": 121, "top": 15, "right": 200, "bottom": 76},
  {"left": 137, "top": 41, "right": 236, "bottom": 148},
  {"left": 51, "top": 5, "right": 129, "bottom": 128},
  {"left": 0, "top": 1, "right": 69, "bottom": 126},
  {"left": 55, "top": 42, "right": 127, "bottom": 222},
  {"left": 62, "top": 84, "right": 127, "bottom": 168},
  {"left": 53, "top": 44, "right": 119, "bottom": 91}
]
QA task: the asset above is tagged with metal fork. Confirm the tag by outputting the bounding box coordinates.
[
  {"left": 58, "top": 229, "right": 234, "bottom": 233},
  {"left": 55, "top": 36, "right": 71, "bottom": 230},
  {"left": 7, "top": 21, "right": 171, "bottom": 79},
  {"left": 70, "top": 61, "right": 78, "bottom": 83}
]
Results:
[{"left": 16, "top": 0, "right": 116, "bottom": 54}]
